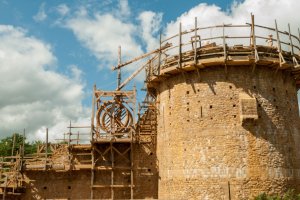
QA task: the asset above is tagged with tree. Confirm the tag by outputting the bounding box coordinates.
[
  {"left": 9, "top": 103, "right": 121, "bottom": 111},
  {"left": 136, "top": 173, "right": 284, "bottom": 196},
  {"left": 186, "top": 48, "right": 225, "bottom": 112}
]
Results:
[{"left": 0, "top": 133, "right": 42, "bottom": 157}]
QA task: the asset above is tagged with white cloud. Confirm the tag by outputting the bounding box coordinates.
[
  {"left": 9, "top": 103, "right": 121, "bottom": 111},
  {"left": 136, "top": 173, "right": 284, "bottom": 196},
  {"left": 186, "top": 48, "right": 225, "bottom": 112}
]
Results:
[
  {"left": 33, "top": 2, "right": 47, "bottom": 22},
  {"left": 68, "top": 64, "right": 83, "bottom": 82},
  {"left": 164, "top": 0, "right": 300, "bottom": 54},
  {"left": 0, "top": 25, "right": 88, "bottom": 141},
  {"left": 56, "top": 4, "right": 70, "bottom": 16},
  {"left": 118, "top": 0, "right": 130, "bottom": 17},
  {"left": 65, "top": 13, "right": 143, "bottom": 67},
  {"left": 138, "top": 11, "right": 163, "bottom": 51}
]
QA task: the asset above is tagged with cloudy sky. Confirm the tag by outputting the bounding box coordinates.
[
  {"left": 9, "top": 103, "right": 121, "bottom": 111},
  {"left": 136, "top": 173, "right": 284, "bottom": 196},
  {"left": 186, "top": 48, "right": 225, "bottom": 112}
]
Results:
[{"left": 0, "top": 0, "right": 299, "bottom": 141}]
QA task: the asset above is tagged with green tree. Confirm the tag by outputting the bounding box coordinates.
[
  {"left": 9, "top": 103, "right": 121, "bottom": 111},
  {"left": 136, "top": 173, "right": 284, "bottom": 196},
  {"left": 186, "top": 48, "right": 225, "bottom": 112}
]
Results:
[
  {"left": 254, "top": 189, "right": 300, "bottom": 200},
  {"left": 0, "top": 133, "right": 42, "bottom": 157}
]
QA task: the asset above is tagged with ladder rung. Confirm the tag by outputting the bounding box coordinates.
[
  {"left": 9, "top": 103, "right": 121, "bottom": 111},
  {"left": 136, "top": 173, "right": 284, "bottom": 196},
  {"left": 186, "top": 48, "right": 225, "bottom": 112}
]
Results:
[{"left": 92, "top": 184, "right": 134, "bottom": 188}]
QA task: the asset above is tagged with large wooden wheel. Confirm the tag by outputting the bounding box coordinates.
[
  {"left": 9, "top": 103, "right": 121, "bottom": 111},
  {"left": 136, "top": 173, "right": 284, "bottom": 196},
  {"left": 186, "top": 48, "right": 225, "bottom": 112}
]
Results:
[{"left": 96, "top": 101, "right": 133, "bottom": 133}]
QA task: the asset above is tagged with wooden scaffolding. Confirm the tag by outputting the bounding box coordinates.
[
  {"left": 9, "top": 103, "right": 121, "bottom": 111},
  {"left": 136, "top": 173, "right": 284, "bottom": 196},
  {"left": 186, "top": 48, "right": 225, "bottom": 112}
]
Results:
[{"left": 90, "top": 86, "right": 136, "bottom": 199}]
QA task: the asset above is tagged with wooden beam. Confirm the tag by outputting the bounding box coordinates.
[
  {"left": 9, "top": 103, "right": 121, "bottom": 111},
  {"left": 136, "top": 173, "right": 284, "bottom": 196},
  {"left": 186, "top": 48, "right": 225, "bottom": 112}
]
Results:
[
  {"left": 45, "top": 128, "right": 48, "bottom": 170},
  {"left": 112, "top": 43, "right": 171, "bottom": 70},
  {"left": 11, "top": 133, "right": 16, "bottom": 163},
  {"left": 116, "top": 60, "right": 149, "bottom": 91},
  {"left": 95, "top": 90, "right": 135, "bottom": 97},
  {"left": 158, "top": 32, "right": 162, "bottom": 75},
  {"left": 288, "top": 24, "right": 294, "bottom": 55},
  {"left": 91, "top": 85, "right": 96, "bottom": 142},
  {"left": 117, "top": 46, "right": 122, "bottom": 88},
  {"left": 178, "top": 22, "right": 182, "bottom": 68},
  {"left": 194, "top": 17, "right": 198, "bottom": 65}
]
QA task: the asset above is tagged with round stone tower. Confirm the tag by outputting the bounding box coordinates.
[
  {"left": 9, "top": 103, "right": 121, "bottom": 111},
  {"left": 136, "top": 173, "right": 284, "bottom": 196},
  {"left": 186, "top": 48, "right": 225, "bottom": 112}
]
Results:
[{"left": 147, "top": 18, "right": 300, "bottom": 199}]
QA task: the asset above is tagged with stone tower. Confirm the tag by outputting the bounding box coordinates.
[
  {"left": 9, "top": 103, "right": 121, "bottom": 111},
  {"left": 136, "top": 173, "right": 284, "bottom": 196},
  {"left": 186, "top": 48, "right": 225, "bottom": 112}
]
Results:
[{"left": 147, "top": 16, "right": 300, "bottom": 199}]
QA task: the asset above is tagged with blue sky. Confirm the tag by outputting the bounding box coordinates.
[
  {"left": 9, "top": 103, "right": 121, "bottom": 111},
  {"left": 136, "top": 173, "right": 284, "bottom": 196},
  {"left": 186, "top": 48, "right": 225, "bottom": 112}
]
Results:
[{"left": 0, "top": 0, "right": 299, "bottom": 140}]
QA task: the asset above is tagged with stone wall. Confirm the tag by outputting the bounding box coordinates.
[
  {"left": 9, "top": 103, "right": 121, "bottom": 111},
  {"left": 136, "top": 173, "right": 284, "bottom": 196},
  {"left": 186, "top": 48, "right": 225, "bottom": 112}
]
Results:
[{"left": 156, "top": 65, "right": 300, "bottom": 199}]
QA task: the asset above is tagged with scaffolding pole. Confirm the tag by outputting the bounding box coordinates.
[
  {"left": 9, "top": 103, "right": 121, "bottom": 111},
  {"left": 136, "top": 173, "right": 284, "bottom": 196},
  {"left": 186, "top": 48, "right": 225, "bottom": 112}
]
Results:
[{"left": 110, "top": 143, "right": 114, "bottom": 199}]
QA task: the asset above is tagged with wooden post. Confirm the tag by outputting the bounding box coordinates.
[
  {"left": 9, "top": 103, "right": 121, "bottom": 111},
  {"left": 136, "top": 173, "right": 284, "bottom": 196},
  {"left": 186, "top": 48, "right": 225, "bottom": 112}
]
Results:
[
  {"left": 20, "top": 129, "right": 25, "bottom": 171},
  {"left": 275, "top": 20, "right": 282, "bottom": 53},
  {"left": 22, "top": 129, "right": 25, "bottom": 158},
  {"left": 288, "top": 24, "right": 294, "bottom": 55},
  {"left": 223, "top": 23, "right": 227, "bottom": 74},
  {"left": 111, "top": 102, "right": 115, "bottom": 135},
  {"left": 2, "top": 175, "right": 7, "bottom": 200},
  {"left": 45, "top": 128, "right": 48, "bottom": 170},
  {"left": 117, "top": 46, "right": 121, "bottom": 88},
  {"left": 91, "top": 85, "right": 96, "bottom": 142},
  {"left": 275, "top": 19, "right": 284, "bottom": 69},
  {"left": 133, "top": 84, "right": 137, "bottom": 125},
  {"left": 90, "top": 146, "right": 94, "bottom": 199},
  {"left": 110, "top": 143, "right": 114, "bottom": 199},
  {"left": 298, "top": 28, "right": 300, "bottom": 44},
  {"left": 77, "top": 131, "right": 79, "bottom": 145},
  {"left": 251, "top": 14, "right": 258, "bottom": 72},
  {"left": 158, "top": 31, "right": 162, "bottom": 75},
  {"left": 130, "top": 138, "right": 133, "bottom": 199},
  {"left": 68, "top": 121, "right": 71, "bottom": 146},
  {"left": 178, "top": 22, "right": 182, "bottom": 68},
  {"left": 194, "top": 17, "right": 198, "bottom": 65},
  {"left": 228, "top": 181, "right": 231, "bottom": 200},
  {"left": 11, "top": 133, "right": 16, "bottom": 163}
]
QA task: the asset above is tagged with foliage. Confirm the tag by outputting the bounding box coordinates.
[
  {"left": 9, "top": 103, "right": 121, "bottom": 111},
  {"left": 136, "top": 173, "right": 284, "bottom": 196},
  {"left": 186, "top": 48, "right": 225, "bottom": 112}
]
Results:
[
  {"left": 254, "top": 189, "right": 300, "bottom": 200},
  {"left": 0, "top": 133, "right": 42, "bottom": 157}
]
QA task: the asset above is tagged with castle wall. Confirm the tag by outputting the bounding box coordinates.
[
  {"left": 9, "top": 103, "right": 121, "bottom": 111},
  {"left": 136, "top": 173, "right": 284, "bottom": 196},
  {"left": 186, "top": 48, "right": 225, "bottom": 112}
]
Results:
[
  {"left": 20, "top": 142, "right": 158, "bottom": 199},
  {"left": 156, "top": 65, "right": 300, "bottom": 199}
]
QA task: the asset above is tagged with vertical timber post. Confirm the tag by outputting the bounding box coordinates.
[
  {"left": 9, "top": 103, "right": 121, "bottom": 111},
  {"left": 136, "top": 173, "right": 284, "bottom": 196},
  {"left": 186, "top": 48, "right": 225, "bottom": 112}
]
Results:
[
  {"left": 298, "top": 28, "right": 300, "bottom": 44},
  {"left": 77, "top": 131, "right": 79, "bottom": 145},
  {"left": 91, "top": 85, "right": 96, "bottom": 142},
  {"left": 178, "top": 22, "right": 182, "bottom": 68},
  {"left": 11, "top": 133, "right": 16, "bottom": 163},
  {"left": 68, "top": 121, "right": 72, "bottom": 170},
  {"left": 118, "top": 46, "right": 122, "bottom": 88},
  {"left": 21, "top": 129, "right": 25, "bottom": 171},
  {"left": 111, "top": 142, "right": 114, "bottom": 199},
  {"left": 68, "top": 121, "right": 71, "bottom": 147},
  {"left": 251, "top": 14, "right": 258, "bottom": 72},
  {"left": 275, "top": 19, "right": 284, "bottom": 70},
  {"left": 288, "top": 24, "right": 294, "bottom": 55},
  {"left": 91, "top": 145, "right": 94, "bottom": 199},
  {"left": 130, "top": 135, "right": 133, "bottom": 199},
  {"left": 194, "top": 17, "right": 198, "bottom": 65},
  {"left": 45, "top": 128, "right": 48, "bottom": 170},
  {"left": 223, "top": 23, "right": 227, "bottom": 74},
  {"left": 90, "top": 85, "right": 96, "bottom": 199},
  {"left": 22, "top": 129, "right": 25, "bottom": 158},
  {"left": 288, "top": 24, "right": 298, "bottom": 67},
  {"left": 158, "top": 32, "right": 162, "bottom": 75}
]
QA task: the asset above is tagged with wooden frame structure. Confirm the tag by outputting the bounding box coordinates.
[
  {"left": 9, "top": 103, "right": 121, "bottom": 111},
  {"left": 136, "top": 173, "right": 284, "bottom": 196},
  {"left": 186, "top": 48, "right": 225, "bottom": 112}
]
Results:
[{"left": 90, "top": 85, "right": 137, "bottom": 199}]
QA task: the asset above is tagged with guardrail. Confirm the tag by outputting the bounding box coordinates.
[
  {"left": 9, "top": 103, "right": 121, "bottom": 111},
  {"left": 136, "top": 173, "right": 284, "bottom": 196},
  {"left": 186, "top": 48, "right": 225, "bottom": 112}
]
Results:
[{"left": 146, "top": 14, "right": 300, "bottom": 78}]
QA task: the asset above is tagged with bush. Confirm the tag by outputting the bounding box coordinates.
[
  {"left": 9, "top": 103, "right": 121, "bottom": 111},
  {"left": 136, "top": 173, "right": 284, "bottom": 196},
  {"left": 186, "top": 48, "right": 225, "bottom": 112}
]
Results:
[{"left": 254, "top": 189, "right": 300, "bottom": 200}]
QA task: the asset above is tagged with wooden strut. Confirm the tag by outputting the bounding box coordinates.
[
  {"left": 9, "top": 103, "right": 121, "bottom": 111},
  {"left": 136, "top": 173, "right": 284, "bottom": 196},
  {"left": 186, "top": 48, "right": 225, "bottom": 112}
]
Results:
[
  {"left": 251, "top": 13, "right": 259, "bottom": 73},
  {"left": 222, "top": 23, "right": 228, "bottom": 74},
  {"left": 112, "top": 43, "right": 171, "bottom": 71},
  {"left": 116, "top": 60, "right": 150, "bottom": 91},
  {"left": 117, "top": 46, "right": 122, "bottom": 88},
  {"left": 110, "top": 143, "right": 114, "bottom": 199},
  {"left": 275, "top": 19, "right": 285, "bottom": 73},
  {"left": 130, "top": 135, "right": 133, "bottom": 200},
  {"left": 11, "top": 134, "right": 16, "bottom": 163},
  {"left": 194, "top": 17, "right": 198, "bottom": 65},
  {"left": 45, "top": 128, "right": 48, "bottom": 170},
  {"left": 289, "top": 24, "right": 299, "bottom": 68},
  {"left": 158, "top": 32, "right": 162, "bottom": 75},
  {"left": 178, "top": 22, "right": 182, "bottom": 68},
  {"left": 91, "top": 85, "right": 96, "bottom": 141}
]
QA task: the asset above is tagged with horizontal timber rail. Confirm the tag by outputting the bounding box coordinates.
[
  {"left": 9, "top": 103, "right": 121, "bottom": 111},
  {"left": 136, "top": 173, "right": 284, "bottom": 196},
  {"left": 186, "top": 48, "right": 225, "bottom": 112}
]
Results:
[{"left": 143, "top": 14, "right": 300, "bottom": 85}]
